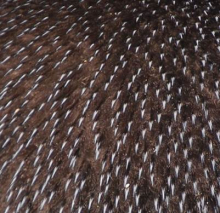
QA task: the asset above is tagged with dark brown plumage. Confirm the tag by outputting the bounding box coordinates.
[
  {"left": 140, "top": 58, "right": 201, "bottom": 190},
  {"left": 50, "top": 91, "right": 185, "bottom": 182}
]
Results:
[{"left": 1, "top": 0, "right": 220, "bottom": 212}]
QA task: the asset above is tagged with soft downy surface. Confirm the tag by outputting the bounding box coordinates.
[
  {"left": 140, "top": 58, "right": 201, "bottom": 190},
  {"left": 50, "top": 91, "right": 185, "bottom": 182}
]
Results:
[{"left": 0, "top": 0, "right": 220, "bottom": 212}]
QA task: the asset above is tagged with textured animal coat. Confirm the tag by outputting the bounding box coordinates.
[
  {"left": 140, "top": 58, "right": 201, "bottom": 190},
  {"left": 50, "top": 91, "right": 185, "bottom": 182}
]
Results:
[{"left": 1, "top": 0, "right": 220, "bottom": 212}]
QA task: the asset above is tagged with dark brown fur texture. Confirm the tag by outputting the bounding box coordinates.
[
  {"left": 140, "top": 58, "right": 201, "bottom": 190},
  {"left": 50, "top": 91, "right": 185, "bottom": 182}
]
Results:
[{"left": 1, "top": 0, "right": 220, "bottom": 212}]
